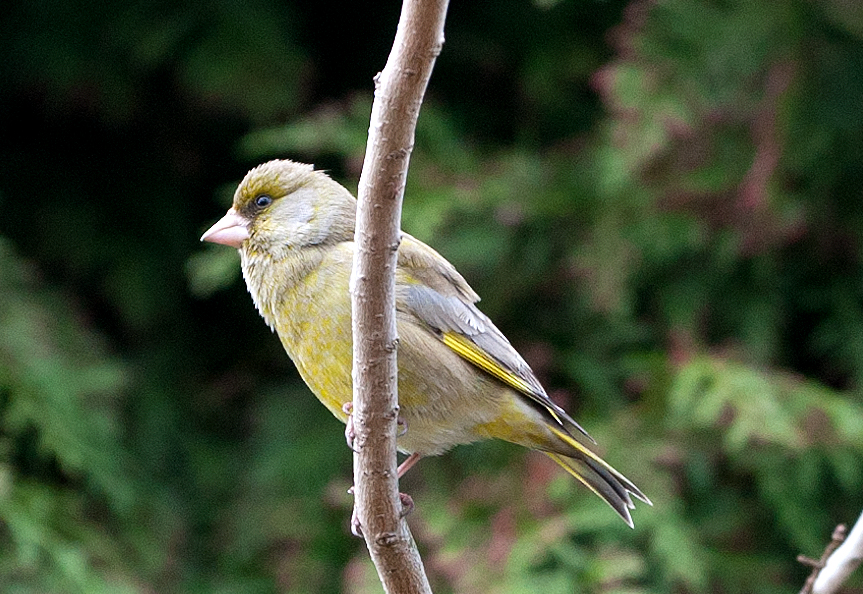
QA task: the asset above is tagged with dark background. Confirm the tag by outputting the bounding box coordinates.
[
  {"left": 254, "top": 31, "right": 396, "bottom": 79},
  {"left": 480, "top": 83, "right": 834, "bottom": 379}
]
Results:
[{"left": 2, "top": 0, "right": 863, "bottom": 592}]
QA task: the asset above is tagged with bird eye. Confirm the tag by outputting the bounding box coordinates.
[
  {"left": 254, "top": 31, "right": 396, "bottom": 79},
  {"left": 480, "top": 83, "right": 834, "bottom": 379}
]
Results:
[{"left": 254, "top": 194, "right": 273, "bottom": 208}]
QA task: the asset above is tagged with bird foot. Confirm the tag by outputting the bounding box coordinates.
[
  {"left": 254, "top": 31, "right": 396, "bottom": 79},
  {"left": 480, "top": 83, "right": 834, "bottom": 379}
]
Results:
[
  {"left": 342, "top": 402, "right": 358, "bottom": 452},
  {"left": 343, "top": 402, "right": 408, "bottom": 452},
  {"left": 350, "top": 501, "right": 363, "bottom": 538},
  {"left": 399, "top": 492, "right": 414, "bottom": 517},
  {"left": 347, "top": 487, "right": 415, "bottom": 537}
]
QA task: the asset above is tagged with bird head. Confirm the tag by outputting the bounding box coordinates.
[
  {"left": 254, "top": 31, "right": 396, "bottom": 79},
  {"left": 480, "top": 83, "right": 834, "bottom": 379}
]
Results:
[{"left": 201, "top": 160, "right": 357, "bottom": 255}]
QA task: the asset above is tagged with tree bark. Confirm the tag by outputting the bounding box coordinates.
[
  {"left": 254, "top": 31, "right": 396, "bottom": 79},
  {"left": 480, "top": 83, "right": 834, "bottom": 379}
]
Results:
[{"left": 350, "top": 1, "right": 448, "bottom": 593}]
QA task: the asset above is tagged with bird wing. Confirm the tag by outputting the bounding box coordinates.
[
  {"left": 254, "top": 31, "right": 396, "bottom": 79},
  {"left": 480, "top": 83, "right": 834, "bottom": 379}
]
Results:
[{"left": 396, "top": 234, "right": 592, "bottom": 441}]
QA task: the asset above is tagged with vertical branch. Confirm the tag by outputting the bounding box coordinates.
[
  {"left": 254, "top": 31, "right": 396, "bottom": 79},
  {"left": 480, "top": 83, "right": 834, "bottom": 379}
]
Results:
[{"left": 350, "top": 1, "right": 448, "bottom": 593}]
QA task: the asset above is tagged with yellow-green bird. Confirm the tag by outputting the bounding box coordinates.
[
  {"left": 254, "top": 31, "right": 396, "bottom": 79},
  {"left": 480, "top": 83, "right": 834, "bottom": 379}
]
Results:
[{"left": 202, "top": 159, "right": 650, "bottom": 526}]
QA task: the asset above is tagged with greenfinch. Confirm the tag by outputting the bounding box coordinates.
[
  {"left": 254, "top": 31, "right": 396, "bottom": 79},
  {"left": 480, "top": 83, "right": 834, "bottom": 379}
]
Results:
[{"left": 201, "top": 160, "right": 650, "bottom": 526}]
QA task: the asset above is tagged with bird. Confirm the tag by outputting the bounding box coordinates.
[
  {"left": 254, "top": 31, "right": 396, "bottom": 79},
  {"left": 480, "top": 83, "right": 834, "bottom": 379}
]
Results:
[{"left": 201, "top": 159, "right": 650, "bottom": 526}]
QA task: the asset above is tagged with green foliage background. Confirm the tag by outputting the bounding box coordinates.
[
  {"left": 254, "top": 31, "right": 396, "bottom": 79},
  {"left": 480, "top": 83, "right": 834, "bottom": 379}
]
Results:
[{"left": 2, "top": 0, "right": 863, "bottom": 592}]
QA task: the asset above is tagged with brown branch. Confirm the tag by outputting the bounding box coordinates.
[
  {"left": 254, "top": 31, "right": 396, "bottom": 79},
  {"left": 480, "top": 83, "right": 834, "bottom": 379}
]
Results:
[
  {"left": 350, "top": 1, "right": 449, "bottom": 593},
  {"left": 810, "top": 510, "right": 863, "bottom": 594},
  {"left": 798, "top": 524, "right": 847, "bottom": 594}
]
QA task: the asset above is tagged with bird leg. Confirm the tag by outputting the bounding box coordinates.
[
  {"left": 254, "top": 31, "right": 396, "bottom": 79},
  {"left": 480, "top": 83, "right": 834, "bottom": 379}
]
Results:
[
  {"left": 397, "top": 452, "right": 421, "bottom": 477},
  {"left": 346, "top": 453, "right": 421, "bottom": 538},
  {"left": 394, "top": 454, "right": 420, "bottom": 517},
  {"left": 346, "top": 485, "right": 414, "bottom": 538},
  {"left": 343, "top": 404, "right": 418, "bottom": 537}
]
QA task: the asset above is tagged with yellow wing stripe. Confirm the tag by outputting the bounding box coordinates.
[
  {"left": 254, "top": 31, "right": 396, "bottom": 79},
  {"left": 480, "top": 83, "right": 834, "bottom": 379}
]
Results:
[
  {"left": 441, "top": 331, "right": 565, "bottom": 425},
  {"left": 547, "top": 423, "right": 615, "bottom": 474},
  {"left": 442, "top": 332, "right": 533, "bottom": 393}
]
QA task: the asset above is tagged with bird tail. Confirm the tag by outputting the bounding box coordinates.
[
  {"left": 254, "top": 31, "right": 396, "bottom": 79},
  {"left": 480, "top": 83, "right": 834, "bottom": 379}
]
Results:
[{"left": 545, "top": 425, "right": 651, "bottom": 528}]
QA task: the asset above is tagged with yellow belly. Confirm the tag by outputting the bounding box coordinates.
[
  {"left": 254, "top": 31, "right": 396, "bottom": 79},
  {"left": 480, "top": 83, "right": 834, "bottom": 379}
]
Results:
[
  {"left": 273, "top": 259, "right": 355, "bottom": 422},
  {"left": 265, "top": 247, "right": 548, "bottom": 456}
]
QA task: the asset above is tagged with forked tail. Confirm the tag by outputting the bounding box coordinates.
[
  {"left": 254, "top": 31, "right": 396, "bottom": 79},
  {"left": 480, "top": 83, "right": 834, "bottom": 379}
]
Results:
[{"left": 545, "top": 425, "right": 652, "bottom": 527}]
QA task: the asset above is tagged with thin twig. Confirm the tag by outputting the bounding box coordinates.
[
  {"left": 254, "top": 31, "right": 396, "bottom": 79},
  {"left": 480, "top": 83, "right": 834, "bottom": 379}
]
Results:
[
  {"left": 811, "top": 510, "right": 863, "bottom": 594},
  {"left": 798, "top": 524, "right": 847, "bottom": 594}
]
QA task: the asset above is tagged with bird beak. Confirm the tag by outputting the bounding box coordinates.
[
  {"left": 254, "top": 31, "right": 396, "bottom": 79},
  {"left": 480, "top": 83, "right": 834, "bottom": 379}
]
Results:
[{"left": 201, "top": 208, "right": 250, "bottom": 248}]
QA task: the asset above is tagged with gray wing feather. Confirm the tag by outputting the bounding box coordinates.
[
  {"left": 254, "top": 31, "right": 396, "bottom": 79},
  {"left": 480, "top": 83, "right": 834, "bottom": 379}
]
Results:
[{"left": 400, "top": 282, "right": 593, "bottom": 441}]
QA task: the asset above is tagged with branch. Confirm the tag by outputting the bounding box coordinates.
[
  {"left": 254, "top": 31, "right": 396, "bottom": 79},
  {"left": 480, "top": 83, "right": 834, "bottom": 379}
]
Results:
[
  {"left": 350, "top": 1, "right": 448, "bottom": 593},
  {"left": 805, "top": 511, "right": 863, "bottom": 594},
  {"left": 798, "top": 525, "right": 847, "bottom": 594}
]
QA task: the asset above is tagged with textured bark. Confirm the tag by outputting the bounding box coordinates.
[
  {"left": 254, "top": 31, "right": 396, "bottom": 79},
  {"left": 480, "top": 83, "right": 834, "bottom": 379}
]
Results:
[{"left": 350, "top": 1, "right": 448, "bottom": 593}]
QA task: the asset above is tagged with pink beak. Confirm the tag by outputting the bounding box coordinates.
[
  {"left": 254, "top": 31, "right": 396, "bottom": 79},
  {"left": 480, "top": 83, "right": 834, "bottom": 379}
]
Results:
[{"left": 200, "top": 208, "right": 250, "bottom": 248}]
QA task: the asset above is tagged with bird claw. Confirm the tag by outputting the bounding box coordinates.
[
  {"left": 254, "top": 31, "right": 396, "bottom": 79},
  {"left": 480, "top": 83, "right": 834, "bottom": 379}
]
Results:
[
  {"left": 343, "top": 402, "right": 358, "bottom": 452},
  {"left": 350, "top": 509, "right": 364, "bottom": 538},
  {"left": 344, "top": 402, "right": 407, "bottom": 451},
  {"left": 399, "top": 492, "right": 414, "bottom": 518},
  {"left": 344, "top": 402, "right": 414, "bottom": 537},
  {"left": 347, "top": 487, "right": 415, "bottom": 537},
  {"left": 347, "top": 486, "right": 363, "bottom": 537}
]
